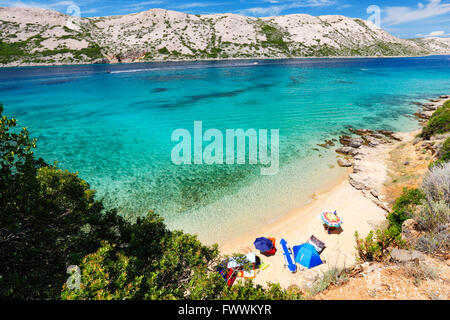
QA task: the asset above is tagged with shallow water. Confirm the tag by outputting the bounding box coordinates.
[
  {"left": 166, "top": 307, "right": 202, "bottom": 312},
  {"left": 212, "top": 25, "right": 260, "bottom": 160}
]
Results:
[{"left": 1, "top": 56, "right": 449, "bottom": 243}]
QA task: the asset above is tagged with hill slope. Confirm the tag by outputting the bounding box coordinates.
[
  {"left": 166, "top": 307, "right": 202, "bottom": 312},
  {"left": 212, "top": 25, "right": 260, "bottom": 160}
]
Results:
[{"left": 1, "top": 7, "right": 449, "bottom": 66}]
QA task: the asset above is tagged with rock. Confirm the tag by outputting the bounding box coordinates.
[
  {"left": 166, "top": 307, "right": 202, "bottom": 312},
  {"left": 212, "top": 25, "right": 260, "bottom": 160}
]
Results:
[
  {"left": 340, "top": 135, "right": 363, "bottom": 148},
  {"left": 414, "top": 111, "right": 432, "bottom": 119},
  {"left": 390, "top": 248, "right": 425, "bottom": 262},
  {"left": 404, "top": 161, "right": 410, "bottom": 166},
  {"left": 352, "top": 164, "right": 363, "bottom": 173},
  {"left": 337, "top": 158, "right": 352, "bottom": 167},
  {"left": 317, "top": 140, "right": 335, "bottom": 149},
  {"left": 336, "top": 147, "right": 359, "bottom": 156},
  {"left": 430, "top": 99, "right": 439, "bottom": 102},
  {"left": 421, "top": 141, "right": 437, "bottom": 154},
  {"left": 339, "top": 135, "right": 352, "bottom": 145},
  {"left": 422, "top": 104, "right": 437, "bottom": 111},
  {"left": 349, "top": 174, "right": 370, "bottom": 190},
  {"left": 349, "top": 128, "right": 374, "bottom": 136},
  {"left": 401, "top": 219, "right": 424, "bottom": 247},
  {"left": 362, "top": 135, "right": 380, "bottom": 147},
  {"left": 413, "top": 137, "right": 422, "bottom": 145},
  {"left": 440, "top": 95, "right": 449, "bottom": 99},
  {"left": 370, "top": 189, "right": 379, "bottom": 198},
  {"left": 377, "top": 130, "right": 402, "bottom": 141},
  {"left": 349, "top": 139, "right": 363, "bottom": 148},
  {"left": 370, "top": 132, "right": 384, "bottom": 139}
]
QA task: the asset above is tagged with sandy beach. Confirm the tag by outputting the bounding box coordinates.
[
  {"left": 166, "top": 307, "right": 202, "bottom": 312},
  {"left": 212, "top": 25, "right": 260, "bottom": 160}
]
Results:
[
  {"left": 221, "top": 179, "right": 386, "bottom": 288},
  {"left": 219, "top": 128, "right": 422, "bottom": 289}
]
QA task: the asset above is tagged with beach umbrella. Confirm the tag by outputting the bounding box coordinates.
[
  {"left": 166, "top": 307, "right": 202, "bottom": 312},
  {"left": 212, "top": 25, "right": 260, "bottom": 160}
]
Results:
[
  {"left": 253, "top": 237, "right": 273, "bottom": 252},
  {"left": 320, "top": 211, "right": 343, "bottom": 228},
  {"left": 293, "top": 243, "right": 323, "bottom": 269}
]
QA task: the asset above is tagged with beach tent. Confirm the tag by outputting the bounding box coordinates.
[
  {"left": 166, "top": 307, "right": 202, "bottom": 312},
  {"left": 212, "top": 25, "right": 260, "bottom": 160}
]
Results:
[
  {"left": 280, "top": 239, "right": 297, "bottom": 273},
  {"left": 253, "top": 237, "right": 274, "bottom": 253},
  {"left": 293, "top": 243, "right": 323, "bottom": 269}
]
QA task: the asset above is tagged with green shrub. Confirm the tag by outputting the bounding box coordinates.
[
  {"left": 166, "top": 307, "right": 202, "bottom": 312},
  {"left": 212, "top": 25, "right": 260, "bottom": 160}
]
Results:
[
  {"left": 430, "top": 137, "right": 450, "bottom": 168},
  {"left": 421, "top": 100, "right": 450, "bottom": 139},
  {"left": 259, "top": 22, "right": 289, "bottom": 51},
  {"left": 387, "top": 188, "right": 425, "bottom": 236},
  {"left": 158, "top": 47, "right": 170, "bottom": 55},
  {"left": 1, "top": 103, "right": 301, "bottom": 300},
  {"left": 355, "top": 229, "right": 403, "bottom": 262}
]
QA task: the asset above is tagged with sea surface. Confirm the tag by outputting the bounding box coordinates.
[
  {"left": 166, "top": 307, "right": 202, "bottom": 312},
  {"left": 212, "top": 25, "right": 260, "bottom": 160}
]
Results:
[{"left": 1, "top": 56, "right": 450, "bottom": 244}]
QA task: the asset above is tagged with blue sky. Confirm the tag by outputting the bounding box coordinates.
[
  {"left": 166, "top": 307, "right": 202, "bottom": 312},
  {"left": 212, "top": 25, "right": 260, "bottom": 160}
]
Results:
[{"left": 1, "top": 0, "right": 450, "bottom": 38}]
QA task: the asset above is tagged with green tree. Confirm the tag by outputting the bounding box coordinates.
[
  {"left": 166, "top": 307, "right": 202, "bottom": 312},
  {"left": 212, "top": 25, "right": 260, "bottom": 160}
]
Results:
[
  {"left": 0, "top": 105, "right": 130, "bottom": 299},
  {"left": 1, "top": 104, "right": 302, "bottom": 300}
]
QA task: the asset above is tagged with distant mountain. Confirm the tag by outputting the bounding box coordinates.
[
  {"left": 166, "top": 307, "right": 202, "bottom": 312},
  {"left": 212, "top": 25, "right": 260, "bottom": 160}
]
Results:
[{"left": 1, "top": 7, "right": 449, "bottom": 67}]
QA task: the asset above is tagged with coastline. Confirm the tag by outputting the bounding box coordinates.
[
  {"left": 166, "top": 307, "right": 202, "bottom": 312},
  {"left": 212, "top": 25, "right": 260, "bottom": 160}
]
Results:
[
  {"left": 2, "top": 53, "right": 449, "bottom": 69},
  {"left": 219, "top": 95, "right": 448, "bottom": 289}
]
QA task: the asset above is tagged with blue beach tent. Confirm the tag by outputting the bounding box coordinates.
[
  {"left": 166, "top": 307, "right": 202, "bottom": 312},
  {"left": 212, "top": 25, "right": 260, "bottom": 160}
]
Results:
[
  {"left": 293, "top": 243, "right": 323, "bottom": 269},
  {"left": 280, "top": 238, "right": 297, "bottom": 273}
]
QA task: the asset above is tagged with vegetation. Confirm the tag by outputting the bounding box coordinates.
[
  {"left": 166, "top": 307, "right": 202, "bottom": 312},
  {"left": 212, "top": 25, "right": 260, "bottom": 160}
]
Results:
[
  {"left": 355, "top": 97, "right": 450, "bottom": 262},
  {"left": 413, "top": 164, "right": 450, "bottom": 253},
  {"left": 421, "top": 100, "right": 450, "bottom": 139},
  {"left": 430, "top": 137, "right": 450, "bottom": 168},
  {"left": 306, "top": 267, "right": 349, "bottom": 297},
  {"left": 0, "top": 104, "right": 302, "bottom": 300},
  {"left": 258, "top": 21, "right": 289, "bottom": 52},
  {"left": 355, "top": 228, "right": 403, "bottom": 262},
  {"left": 0, "top": 33, "right": 102, "bottom": 65},
  {"left": 387, "top": 188, "right": 426, "bottom": 236}
]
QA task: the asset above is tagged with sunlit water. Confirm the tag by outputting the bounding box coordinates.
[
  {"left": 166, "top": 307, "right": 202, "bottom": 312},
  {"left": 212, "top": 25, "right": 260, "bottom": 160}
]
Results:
[{"left": 1, "top": 56, "right": 450, "bottom": 244}]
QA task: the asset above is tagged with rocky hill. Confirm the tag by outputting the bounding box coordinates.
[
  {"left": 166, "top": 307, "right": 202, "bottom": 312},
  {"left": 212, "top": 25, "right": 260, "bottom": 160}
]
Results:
[{"left": 1, "top": 7, "right": 450, "bottom": 67}]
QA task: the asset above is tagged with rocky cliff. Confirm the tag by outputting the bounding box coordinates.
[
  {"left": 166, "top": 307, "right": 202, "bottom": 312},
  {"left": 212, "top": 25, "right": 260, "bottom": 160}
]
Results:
[{"left": 1, "top": 7, "right": 449, "bottom": 67}]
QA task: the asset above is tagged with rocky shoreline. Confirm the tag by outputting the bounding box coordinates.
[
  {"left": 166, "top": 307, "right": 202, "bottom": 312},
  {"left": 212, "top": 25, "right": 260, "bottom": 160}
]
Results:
[{"left": 318, "top": 95, "right": 449, "bottom": 213}]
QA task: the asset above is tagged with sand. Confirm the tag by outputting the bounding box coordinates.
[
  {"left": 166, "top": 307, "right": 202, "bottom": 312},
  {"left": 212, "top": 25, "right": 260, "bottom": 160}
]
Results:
[
  {"left": 219, "top": 131, "right": 417, "bottom": 290},
  {"left": 219, "top": 177, "right": 388, "bottom": 288}
]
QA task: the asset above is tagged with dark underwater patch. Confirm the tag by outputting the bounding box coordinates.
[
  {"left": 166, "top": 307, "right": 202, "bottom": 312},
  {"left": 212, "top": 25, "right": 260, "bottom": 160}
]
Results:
[{"left": 152, "top": 88, "right": 168, "bottom": 93}]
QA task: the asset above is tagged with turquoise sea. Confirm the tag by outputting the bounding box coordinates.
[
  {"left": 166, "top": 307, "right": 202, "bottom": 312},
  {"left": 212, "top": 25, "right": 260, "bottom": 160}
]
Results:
[{"left": 1, "top": 56, "right": 450, "bottom": 243}]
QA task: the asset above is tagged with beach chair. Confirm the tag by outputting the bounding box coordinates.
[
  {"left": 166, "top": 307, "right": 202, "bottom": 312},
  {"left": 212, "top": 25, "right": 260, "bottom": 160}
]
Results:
[{"left": 307, "top": 235, "right": 326, "bottom": 254}]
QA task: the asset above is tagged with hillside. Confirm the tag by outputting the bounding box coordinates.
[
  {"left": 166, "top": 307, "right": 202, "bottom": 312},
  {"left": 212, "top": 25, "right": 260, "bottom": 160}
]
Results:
[{"left": 0, "top": 7, "right": 449, "bottom": 66}]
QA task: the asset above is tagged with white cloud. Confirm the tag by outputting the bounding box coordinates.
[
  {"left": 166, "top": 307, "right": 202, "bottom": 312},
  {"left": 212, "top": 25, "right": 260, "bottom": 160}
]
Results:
[
  {"left": 239, "top": 0, "right": 335, "bottom": 17},
  {"left": 416, "top": 30, "right": 448, "bottom": 37},
  {"left": 383, "top": 0, "right": 450, "bottom": 26},
  {"left": 0, "top": 0, "right": 91, "bottom": 11},
  {"left": 174, "top": 2, "right": 229, "bottom": 10}
]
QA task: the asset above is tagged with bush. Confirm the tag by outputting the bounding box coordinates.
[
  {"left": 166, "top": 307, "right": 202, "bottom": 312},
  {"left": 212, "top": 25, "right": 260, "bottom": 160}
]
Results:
[
  {"left": 412, "top": 163, "right": 450, "bottom": 254},
  {"left": 438, "top": 137, "right": 450, "bottom": 162},
  {"left": 1, "top": 103, "right": 301, "bottom": 300},
  {"left": 387, "top": 188, "right": 425, "bottom": 236},
  {"left": 430, "top": 138, "right": 450, "bottom": 168},
  {"left": 355, "top": 229, "right": 403, "bottom": 262},
  {"left": 306, "top": 267, "right": 349, "bottom": 296},
  {"left": 421, "top": 162, "right": 450, "bottom": 204},
  {"left": 421, "top": 100, "right": 450, "bottom": 139}
]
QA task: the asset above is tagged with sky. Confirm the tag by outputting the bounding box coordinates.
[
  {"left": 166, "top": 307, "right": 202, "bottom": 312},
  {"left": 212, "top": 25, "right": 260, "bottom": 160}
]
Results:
[{"left": 1, "top": 0, "right": 450, "bottom": 38}]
